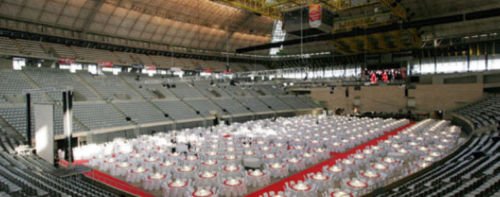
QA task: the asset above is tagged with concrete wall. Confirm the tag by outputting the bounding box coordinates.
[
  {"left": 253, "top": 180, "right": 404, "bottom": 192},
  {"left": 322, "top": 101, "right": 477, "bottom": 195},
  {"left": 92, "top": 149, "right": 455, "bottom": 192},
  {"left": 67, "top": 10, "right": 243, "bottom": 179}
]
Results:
[
  {"left": 358, "top": 86, "right": 407, "bottom": 113},
  {"left": 311, "top": 87, "right": 353, "bottom": 112},
  {"left": 311, "top": 83, "right": 484, "bottom": 114},
  {"left": 411, "top": 83, "right": 484, "bottom": 113}
]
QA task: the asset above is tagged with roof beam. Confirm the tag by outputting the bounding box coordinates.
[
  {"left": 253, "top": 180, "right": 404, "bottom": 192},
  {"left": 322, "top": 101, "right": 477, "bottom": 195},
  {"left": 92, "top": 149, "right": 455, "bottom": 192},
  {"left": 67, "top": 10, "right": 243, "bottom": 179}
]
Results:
[{"left": 236, "top": 7, "right": 500, "bottom": 53}]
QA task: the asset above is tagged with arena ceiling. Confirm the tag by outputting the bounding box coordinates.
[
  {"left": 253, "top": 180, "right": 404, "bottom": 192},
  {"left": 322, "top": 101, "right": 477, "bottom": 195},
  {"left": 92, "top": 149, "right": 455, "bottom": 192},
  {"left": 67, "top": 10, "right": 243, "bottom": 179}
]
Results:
[
  {"left": 0, "top": 0, "right": 274, "bottom": 52},
  {"left": 0, "top": 0, "right": 499, "bottom": 57}
]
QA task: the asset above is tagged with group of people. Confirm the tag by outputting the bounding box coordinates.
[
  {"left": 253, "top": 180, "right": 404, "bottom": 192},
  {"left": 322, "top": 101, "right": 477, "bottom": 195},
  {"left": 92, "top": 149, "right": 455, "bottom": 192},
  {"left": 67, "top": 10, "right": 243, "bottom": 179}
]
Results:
[{"left": 365, "top": 68, "right": 406, "bottom": 84}]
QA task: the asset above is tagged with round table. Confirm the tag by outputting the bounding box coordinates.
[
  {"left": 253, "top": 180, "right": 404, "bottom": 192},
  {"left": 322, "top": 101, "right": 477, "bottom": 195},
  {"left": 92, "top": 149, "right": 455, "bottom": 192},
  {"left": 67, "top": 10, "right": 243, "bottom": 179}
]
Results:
[
  {"left": 329, "top": 190, "right": 353, "bottom": 197},
  {"left": 175, "top": 165, "right": 196, "bottom": 179},
  {"left": 244, "top": 150, "right": 255, "bottom": 156},
  {"left": 360, "top": 170, "right": 381, "bottom": 183},
  {"left": 224, "top": 155, "right": 238, "bottom": 164},
  {"left": 287, "top": 158, "right": 306, "bottom": 171},
  {"left": 327, "top": 165, "right": 344, "bottom": 174},
  {"left": 100, "top": 158, "right": 116, "bottom": 171},
  {"left": 222, "top": 165, "right": 241, "bottom": 177},
  {"left": 268, "top": 163, "right": 288, "bottom": 178},
  {"left": 353, "top": 153, "right": 365, "bottom": 160},
  {"left": 246, "top": 170, "right": 270, "bottom": 187},
  {"left": 222, "top": 179, "right": 246, "bottom": 197},
  {"left": 158, "top": 160, "right": 176, "bottom": 174},
  {"left": 111, "top": 162, "right": 131, "bottom": 177},
  {"left": 263, "top": 153, "right": 276, "bottom": 161},
  {"left": 144, "top": 173, "right": 167, "bottom": 190},
  {"left": 200, "top": 160, "right": 218, "bottom": 171},
  {"left": 303, "top": 152, "right": 318, "bottom": 165},
  {"left": 129, "top": 153, "right": 143, "bottom": 165},
  {"left": 183, "top": 155, "right": 199, "bottom": 165},
  {"left": 314, "top": 148, "right": 329, "bottom": 160},
  {"left": 310, "top": 172, "right": 330, "bottom": 191},
  {"left": 205, "top": 151, "right": 218, "bottom": 158},
  {"left": 126, "top": 167, "right": 149, "bottom": 183},
  {"left": 196, "top": 171, "right": 218, "bottom": 187},
  {"left": 168, "top": 152, "right": 182, "bottom": 161},
  {"left": 287, "top": 182, "right": 314, "bottom": 197},
  {"left": 260, "top": 146, "right": 271, "bottom": 152},
  {"left": 371, "top": 163, "right": 388, "bottom": 172},
  {"left": 346, "top": 179, "right": 368, "bottom": 194},
  {"left": 144, "top": 157, "right": 161, "bottom": 170},
  {"left": 383, "top": 157, "right": 397, "bottom": 164},
  {"left": 192, "top": 188, "right": 214, "bottom": 197},
  {"left": 163, "top": 179, "right": 189, "bottom": 197}
]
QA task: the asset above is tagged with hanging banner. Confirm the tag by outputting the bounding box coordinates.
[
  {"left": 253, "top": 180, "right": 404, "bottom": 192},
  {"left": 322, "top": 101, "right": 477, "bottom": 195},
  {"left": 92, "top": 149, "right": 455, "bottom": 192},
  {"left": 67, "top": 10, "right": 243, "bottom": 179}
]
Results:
[
  {"left": 131, "top": 64, "right": 144, "bottom": 69},
  {"left": 98, "top": 61, "right": 113, "bottom": 68},
  {"left": 202, "top": 68, "right": 212, "bottom": 73},
  {"left": 309, "top": 4, "right": 322, "bottom": 28},
  {"left": 145, "top": 65, "right": 157, "bottom": 71},
  {"left": 58, "top": 58, "right": 76, "bottom": 65},
  {"left": 223, "top": 69, "right": 232, "bottom": 74}
]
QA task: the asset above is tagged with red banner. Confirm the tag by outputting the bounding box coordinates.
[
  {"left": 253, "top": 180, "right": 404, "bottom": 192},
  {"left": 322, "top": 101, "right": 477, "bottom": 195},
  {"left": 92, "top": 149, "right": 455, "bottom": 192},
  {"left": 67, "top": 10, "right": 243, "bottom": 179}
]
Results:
[
  {"left": 145, "top": 65, "right": 156, "bottom": 71},
  {"left": 98, "top": 61, "right": 113, "bottom": 68},
  {"left": 223, "top": 69, "right": 232, "bottom": 74},
  {"left": 202, "top": 68, "right": 212, "bottom": 73},
  {"left": 58, "top": 58, "right": 76, "bottom": 65},
  {"left": 309, "top": 4, "right": 322, "bottom": 28}
]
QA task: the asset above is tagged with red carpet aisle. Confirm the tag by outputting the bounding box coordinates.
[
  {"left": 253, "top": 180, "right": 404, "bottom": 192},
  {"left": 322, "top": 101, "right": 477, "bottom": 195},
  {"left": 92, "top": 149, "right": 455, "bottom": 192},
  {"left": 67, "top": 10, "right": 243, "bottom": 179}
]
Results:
[
  {"left": 59, "top": 160, "right": 154, "bottom": 197},
  {"left": 246, "top": 122, "right": 415, "bottom": 197}
]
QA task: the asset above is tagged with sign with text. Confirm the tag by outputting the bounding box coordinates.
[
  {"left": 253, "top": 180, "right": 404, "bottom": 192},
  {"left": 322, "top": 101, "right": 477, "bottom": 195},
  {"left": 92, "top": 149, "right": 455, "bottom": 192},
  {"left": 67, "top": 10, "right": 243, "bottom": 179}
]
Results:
[
  {"left": 98, "top": 61, "right": 113, "bottom": 68},
  {"left": 309, "top": 4, "right": 322, "bottom": 28},
  {"left": 58, "top": 58, "right": 76, "bottom": 65}
]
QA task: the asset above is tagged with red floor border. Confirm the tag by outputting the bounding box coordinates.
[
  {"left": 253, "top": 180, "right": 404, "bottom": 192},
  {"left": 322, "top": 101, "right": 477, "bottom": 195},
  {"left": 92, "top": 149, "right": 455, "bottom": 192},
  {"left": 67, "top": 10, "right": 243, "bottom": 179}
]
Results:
[{"left": 59, "top": 160, "right": 154, "bottom": 197}]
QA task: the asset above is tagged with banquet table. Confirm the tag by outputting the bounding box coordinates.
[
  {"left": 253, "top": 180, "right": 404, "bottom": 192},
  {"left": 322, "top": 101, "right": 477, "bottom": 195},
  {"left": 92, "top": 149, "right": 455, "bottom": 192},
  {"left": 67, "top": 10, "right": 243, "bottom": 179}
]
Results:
[
  {"left": 308, "top": 172, "right": 330, "bottom": 191},
  {"left": 345, "top": 179, "right": 368, "bottom": 196},
  {"left": 286, "top": 181, "right": 315, "bottom": 197},
  {"left": 184, "top": 155, "right": 199, "bottom": 165},
  {"left": 100, "top": 158, "right": 116, "bottom": 172},
  {"left": 328, "top": 189, "right": 353, "bottom": 197},
  {"left": 268, "top": 163, "right": 288, "bottom": 178},
  {"left": 111, "top": 162, "right": 131, "bottom": 177},
  {"left": 287, "top": 158, "right": 306, "bottom": 171},
  {"left": 360, "top": 170, "right": 382, "bottom": 185},
  {"left": 158, "top": 160, "right": 176, "bottom": 174},
  {"left": 196, "top": 171, "right": 218, "bottom": 187},
  {"left": 221, "top": 178, "right": 246, "bottom": 197},
  {"left": 303, "top": 152, "right": 319, "bottom": 165},
  {"left": 144, "top": 157, "right": 161, "bottom": 170},
  {"left": 246, "top": 170, "right": 270, "bottom": 187},
  {"left": 126, "top": 167, "right": 149, "bottom": 183},
  {"left": 144, "top": 173, "right": 167, "bottom": 190},
  {"left": 222, "top": 165, "right": 241, "bottom": 177},
  {"left": 223, "top": 155, "right": 239, "bottom": 164},
  {"left": 163, "top": 179, "right": 189, "bottom": 197},
  {"left": 200, "top": 160, "right": 218, "bottom": 171},
  {"left": 191, "top": 188, "right": 216, "bottom": 197},
  {"left": 175, "top": 165, "right": 197, "bottom": 179}
]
